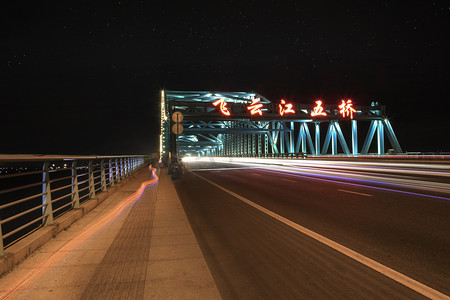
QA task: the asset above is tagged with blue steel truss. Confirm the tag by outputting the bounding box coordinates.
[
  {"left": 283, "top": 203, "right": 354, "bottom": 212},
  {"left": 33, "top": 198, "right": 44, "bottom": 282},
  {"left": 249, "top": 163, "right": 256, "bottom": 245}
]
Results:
[{"left": 160, "top": 90, "right": 403, "bottom": 160}]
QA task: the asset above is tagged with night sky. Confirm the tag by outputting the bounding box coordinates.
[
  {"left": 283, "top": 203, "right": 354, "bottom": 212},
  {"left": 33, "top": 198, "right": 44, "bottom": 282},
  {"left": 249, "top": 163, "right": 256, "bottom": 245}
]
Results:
[{"left": 2, "top": 1, "right": 449, "bottom": 155}]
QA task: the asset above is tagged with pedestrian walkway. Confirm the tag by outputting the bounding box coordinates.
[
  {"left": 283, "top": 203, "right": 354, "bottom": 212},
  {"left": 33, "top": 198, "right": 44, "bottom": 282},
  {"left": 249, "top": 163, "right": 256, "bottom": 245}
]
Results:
[{"left": 0, "top": 167, "right": 221, "bottom": 299}]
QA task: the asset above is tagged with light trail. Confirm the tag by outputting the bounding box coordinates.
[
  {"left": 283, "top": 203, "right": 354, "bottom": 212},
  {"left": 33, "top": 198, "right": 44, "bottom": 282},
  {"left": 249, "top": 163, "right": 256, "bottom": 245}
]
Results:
[
  {"left": 257, "top": 168, "right": 450, "bottom": 202},
  {"left": 183, "top": 156, "right": 450, "bottom": 174},
  {"left": 0, "top": 166, "right": 159, "bottom": 300},
  {"left": 184, "top": 157, "right": 450, "bottom": 198}
]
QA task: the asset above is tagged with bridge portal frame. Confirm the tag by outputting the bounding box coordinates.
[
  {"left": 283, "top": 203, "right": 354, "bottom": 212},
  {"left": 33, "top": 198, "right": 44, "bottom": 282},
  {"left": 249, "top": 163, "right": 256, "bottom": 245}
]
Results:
[{"left": 160, "top": 90, "right": 403, "bottom": 160}]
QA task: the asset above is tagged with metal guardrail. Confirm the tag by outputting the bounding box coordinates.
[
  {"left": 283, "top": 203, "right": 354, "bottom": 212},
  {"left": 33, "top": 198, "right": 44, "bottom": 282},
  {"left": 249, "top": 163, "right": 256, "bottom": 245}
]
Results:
[
  {"left": 220, "top": 153, "right": 307, "bottom": 159},
  {"left": 216, "top": 153, "right": 450, "bottom": 160},
  {"left": 0, "top": 155, "right": 149, "bottom": 255}
]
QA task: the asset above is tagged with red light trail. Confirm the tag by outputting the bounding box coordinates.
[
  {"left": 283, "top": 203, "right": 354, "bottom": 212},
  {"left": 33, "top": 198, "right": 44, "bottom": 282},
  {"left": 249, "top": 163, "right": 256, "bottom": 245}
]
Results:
[{"left": 0, "top": 166, "right": 159, "bottom": 300}]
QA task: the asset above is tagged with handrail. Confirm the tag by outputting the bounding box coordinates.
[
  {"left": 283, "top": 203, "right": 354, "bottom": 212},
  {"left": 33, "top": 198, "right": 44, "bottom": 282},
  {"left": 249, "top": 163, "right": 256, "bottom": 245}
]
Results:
[
  {"left": 0, "top": 154, "right": 147, "bottom": 161},
  {"left": 0, "top": 155, "right": 149, "bottom": 255}
]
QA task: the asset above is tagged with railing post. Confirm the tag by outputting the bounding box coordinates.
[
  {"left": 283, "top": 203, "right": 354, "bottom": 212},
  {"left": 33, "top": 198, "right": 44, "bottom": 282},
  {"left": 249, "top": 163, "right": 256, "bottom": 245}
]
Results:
[
  {"left": 123, "top": 157, "right": 128, "bottom": 178},
  {"left": 72, "top": 160, "right": 80, "bottom": 209},
  {"left": 89, "top": 160, "right": 96, "bottom": 199},
  {"left": 120, "top": 158, "right": 124, "bottom": 181},
  {"left": 109, "top": 158, "right": 115, "bottom": 186},
  {"left": 127, "top": 157, "right": 131, "bottom": 176},
  {"left": 101, "top": 159, "right": 107, "bottom": 191},
  {"left": 42, "top": 162, "right": 54, "bottom": 225},
  {"left": 0, "top": 216, "right": 4, "bottom": 256},
  {"left": 124, "top": 157, "right": 127, "bottom": 178},
  {"left": 115, "top": 158, "right": 120, "bottom": 183}
]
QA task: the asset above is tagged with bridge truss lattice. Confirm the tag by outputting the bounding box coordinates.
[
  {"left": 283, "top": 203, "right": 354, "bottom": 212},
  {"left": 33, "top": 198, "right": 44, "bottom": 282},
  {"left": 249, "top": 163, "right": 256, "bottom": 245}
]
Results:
[{"left": 160, "top": 90, "right": 402, "bottom": 160}]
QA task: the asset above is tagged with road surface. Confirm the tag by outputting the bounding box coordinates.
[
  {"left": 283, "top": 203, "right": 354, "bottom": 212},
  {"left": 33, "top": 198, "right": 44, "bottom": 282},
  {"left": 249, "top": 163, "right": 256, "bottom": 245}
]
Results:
[{"left": 173, "top": 159, "right": 450, "bottom": 299}]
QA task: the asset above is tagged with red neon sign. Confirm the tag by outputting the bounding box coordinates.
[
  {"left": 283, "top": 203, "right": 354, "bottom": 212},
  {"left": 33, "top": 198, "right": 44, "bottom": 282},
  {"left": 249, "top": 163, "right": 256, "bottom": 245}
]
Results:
[
  {"left": 279, "top": 99, "right": 295, "bottom": 116},
  {"left": 212, "top": 98, "right": 230, "bottom": 116},
  {"left": 247, "top": 97, "right": 263, "bottom": 116},
  {"left": 339, "top": 99, "right": 356, "bottom": 119},
  {"left": 311, "top": 100, "right": 327, "bottom": 117}
]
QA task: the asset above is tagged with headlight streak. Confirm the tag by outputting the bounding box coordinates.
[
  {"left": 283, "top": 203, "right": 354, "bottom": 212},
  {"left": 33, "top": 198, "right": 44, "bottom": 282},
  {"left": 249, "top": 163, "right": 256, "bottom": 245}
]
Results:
[
  {"left": 183, "top": 156, "right": 450, "bottom": 172},
  {"left": 0, "top": 166, "right": 159, "bottom": 300},
  {"left": 194, "top": 157, "right": 450, "bottom": 176},
  {"left": 249, "top": 163, "right": 450, "bottom": 195},
  {"left": 254, "top": 168, "right": 450, "bottom": 202},
  {"left": 186, "top": 157, "right": 450, "bottom": 201}
]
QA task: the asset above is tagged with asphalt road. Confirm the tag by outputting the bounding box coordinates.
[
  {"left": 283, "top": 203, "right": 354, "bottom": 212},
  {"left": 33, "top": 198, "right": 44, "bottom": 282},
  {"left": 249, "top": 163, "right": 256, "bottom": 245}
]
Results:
[{"left": 173, "top": 160, "right": 450, "bottom": 299}]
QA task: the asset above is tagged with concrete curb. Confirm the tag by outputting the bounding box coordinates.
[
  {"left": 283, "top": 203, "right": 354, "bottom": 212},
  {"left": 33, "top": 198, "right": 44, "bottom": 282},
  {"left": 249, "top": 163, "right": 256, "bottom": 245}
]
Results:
[{"left": 0, "top": 173, "right": 137, "bottom": 277}]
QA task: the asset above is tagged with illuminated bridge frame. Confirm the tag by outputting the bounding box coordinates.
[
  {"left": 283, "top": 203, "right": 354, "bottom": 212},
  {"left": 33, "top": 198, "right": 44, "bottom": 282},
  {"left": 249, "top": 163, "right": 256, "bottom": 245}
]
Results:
[{"left": 160, "top": 90, "right": 402, "bottom": 159}]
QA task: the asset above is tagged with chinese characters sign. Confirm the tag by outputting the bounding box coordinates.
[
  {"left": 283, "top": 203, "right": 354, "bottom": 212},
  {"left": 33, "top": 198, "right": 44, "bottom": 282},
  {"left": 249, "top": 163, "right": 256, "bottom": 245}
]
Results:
[
  {"left": 279, "top": 99, "right": 295, "bottom": 116},
  {"left": 247, "top": 97, "right": 264, "bottom": 115},
  {"left": 338, "top": 99, "right": 356, "bottom": 119},
  {"left": 310, "top": 99, "right": 356, "bottom": 119},
  {"left": 211, "top": 98, "right": 358, "bottom": 119},
  {"left": 311, "top": 100, "right": 327, "bottom": 117},
  {"left": 212, "top": 98, "right": 230, "bottom": 116}
]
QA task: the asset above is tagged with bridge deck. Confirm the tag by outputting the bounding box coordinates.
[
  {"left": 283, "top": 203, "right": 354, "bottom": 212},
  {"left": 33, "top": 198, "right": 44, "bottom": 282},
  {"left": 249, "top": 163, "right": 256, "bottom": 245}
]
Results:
[{"left": 0, "top": 168, "right": 220, "bottom": 299}]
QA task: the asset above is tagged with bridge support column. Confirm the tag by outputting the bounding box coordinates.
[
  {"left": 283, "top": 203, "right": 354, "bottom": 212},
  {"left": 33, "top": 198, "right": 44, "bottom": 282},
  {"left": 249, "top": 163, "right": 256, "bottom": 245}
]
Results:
[
  {"left": 290, "top": 122, "right": 294, "bottom": 153},
  {"left": 383, "top": 119, "right": 403, "bottom": 153},
  {"left": 331, "top": 121, "right": 338, "bottom": 155},
  {"left": 315, "top": 123, "right": 320, "bottom": 156},
  {"left": 258, "top": 131, "right": 261, "bottom": 157},
  {"left": 264, "top": 131, "right": 268, "bottom": 155},
  {"left": 301, "top": 123, "right": 307, "bottom": 154},
  {"left": 352, "top": 120, "right": 358, "bottom": 155},
  {"left": 361, "top": 120, "right": 377, "bottom": 154},
  {"left": 377, "top": 120, "right": 385, "bottom": 155},
  {"left": 280, "top": 122, "right": 285, "bottom": 154}
]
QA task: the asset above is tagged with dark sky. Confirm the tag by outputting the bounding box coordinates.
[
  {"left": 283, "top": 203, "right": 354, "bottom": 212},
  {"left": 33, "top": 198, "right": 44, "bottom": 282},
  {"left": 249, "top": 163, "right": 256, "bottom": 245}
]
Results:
[{"left": 1, "top": 1, "right": 449, "bottom": 155}]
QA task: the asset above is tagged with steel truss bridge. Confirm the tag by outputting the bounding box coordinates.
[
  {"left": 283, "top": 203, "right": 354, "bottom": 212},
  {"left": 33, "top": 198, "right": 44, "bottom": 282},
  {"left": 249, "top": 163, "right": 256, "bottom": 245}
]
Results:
[{"left": 160, "top": 90, "right": 402, "bottom": 159}]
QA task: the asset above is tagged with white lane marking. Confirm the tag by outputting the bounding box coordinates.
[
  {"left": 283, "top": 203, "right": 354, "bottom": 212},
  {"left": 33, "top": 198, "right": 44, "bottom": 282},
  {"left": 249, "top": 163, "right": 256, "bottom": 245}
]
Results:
[
  {"left": 338, "top": 189, "right": 372, "bottom": 197},
  {"left": 192, "top": 172, "right": 450, "bottom": 300},
  {"left": 282, "top": 178, "right": 297, "bottom": 183}
]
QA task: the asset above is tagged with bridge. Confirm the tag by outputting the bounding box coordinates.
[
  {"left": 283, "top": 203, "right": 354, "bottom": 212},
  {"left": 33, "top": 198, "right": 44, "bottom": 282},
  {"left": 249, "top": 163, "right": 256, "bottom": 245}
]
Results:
[
  {"left": 160, "top": 90, "right": 403, "bottom": 159},
  {"left": 0, "top": 92, "right": 449, "bottom": 299}
]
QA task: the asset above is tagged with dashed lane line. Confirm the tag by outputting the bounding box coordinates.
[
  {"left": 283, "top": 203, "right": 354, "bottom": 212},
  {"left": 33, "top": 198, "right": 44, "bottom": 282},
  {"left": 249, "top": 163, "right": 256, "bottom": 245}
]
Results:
[
  {"left": 281, "top": 178, "right": 297, "bottom": 183},
  {"left": 338, "top": 189, "right": 372, "bottom": 197}
]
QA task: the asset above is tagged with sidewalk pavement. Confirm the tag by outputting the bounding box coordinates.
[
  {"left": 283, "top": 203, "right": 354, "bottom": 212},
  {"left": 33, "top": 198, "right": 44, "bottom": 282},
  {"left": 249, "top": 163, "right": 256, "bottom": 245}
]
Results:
[{"left": 0, "top": 167, "right": 221, "bottom": 300}]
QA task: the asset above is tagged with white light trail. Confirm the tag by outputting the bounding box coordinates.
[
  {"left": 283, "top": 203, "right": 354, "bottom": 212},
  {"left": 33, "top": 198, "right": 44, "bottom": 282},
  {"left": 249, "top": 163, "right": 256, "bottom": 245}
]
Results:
[{"left": 183, "top": 157, "right": 450, "bottom": 196}]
